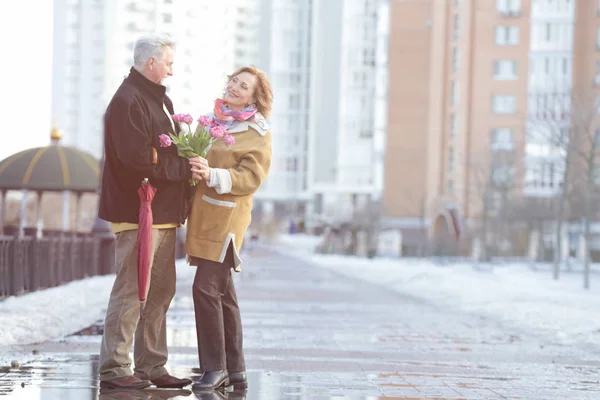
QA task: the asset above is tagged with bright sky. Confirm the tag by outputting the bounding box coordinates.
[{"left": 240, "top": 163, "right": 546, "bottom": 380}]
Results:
[{"left": 0, "top": 3, "right": 54, "bottom": 161}]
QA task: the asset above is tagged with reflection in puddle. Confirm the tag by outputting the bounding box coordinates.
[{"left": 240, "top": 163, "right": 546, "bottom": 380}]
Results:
[
  {"left": 99, "top": 388, "right": 194, "bottom": 399},
  {"left": 1, "top": 357, "right": 385, "bottom": 399},
  {"left": 0, "top": 357, "right": 99, "bottom": 399}
]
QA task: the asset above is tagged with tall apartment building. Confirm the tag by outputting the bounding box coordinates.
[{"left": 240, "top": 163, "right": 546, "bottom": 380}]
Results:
[
  {"left": 52, "top": 0, "right": 388, "bottom": 228},
  {"left": 384, "top": 0, "right": 599, "bottom": 249},
  {"left": 52, "top": 0, "right": 106, "bottom": 159},
  {"left": 242, "top": 0, "right": 388, "bottom": 227},
  {"left": 169, "top": 3, "right": 237, "bottom": 116},
  {"left": 233, "top": 0, "right": 262, "bottom": 69},
  {"left": 51, "top": 0, "right": 236, "bottom": 159},
  {"left": 307, "top": 0, "right": 389, "bottom": 223},
  {"left": 253, "top": 0, "right": 313, "bottom": 214}
]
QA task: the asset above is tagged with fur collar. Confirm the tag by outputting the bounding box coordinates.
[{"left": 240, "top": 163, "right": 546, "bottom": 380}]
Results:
[{"left": 227, "top": 112, "right": 269, "bottom": 136}]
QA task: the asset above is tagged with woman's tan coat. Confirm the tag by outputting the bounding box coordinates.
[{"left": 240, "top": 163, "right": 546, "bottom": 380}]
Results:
[{"left": 185, "top": 115, "right": 272, "bottom": 271}]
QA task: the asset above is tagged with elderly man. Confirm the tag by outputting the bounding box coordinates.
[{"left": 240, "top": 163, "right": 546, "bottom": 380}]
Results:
[{"left": 97, "top": 34, "right": 198, "bottom": 390}]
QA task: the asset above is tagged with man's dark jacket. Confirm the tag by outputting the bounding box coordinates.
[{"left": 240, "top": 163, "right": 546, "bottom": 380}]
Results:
[{"left": 98, "top": 67, "right": 192, "bottom": 225}]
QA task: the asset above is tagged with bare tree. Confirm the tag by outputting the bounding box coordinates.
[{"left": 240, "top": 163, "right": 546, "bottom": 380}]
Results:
[
  {"left": 348, "top": 195, "right": 381, "bottom": 257},
  {"left": 465, "top": 148, "right": 520, "bottom": 262},
  {"left": 526, "top": 91, "right": 575, "bottom": 280},
  {"left": 466, "top": 155, "right": 493, "bottom": 262},
  {"left": 568, "top": 93, "right": 599, "bottom": 289},
  {"left": 528, "top": 89, "right": 600, "bottom": 289},
  {"left": 401, "top": 191, "right": 428, "bottom": 256}
]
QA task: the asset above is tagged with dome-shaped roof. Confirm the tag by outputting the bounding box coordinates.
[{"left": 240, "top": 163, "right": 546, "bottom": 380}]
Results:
[{"left": 0, "top": 145, "right": 100, "bottom": 192}]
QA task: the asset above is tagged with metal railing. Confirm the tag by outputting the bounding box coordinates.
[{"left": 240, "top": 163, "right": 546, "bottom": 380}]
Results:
[{"left": 0, "top": 232, "right": 116, "bottom": 299}]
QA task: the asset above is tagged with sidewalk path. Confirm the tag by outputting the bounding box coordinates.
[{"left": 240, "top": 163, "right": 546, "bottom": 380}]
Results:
[{"left": 2, "top": 246, "right": 600, "bottom": 399}]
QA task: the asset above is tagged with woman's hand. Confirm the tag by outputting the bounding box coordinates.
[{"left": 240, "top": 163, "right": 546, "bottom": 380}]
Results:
[{"left": 189, "top": 156, "right": 210, "bottom": 181}]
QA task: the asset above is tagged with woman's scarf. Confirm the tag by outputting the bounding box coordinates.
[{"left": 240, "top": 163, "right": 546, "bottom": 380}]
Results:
[{"left": 213, "top": 98, "right": 257, "bottom": 130}]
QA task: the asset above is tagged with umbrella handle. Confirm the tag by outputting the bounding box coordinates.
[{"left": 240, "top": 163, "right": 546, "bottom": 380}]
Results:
[{"left": 140, "top": 300, "right": 145, "bottom": 320}]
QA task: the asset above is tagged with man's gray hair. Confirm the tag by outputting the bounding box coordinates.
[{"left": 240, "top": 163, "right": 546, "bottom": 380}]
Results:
[{"left": 133, "top": 34, "right": 176, "bottom": 67}]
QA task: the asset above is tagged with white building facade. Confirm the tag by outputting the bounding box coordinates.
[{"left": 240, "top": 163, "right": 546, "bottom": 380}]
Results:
[
  {"left": 255, "top": 0, "right": 312, "bottom": 212},
  {"left": 244, "top": 0, "right": 389, "bottom": 227},
  {"left": 52, "top": 0, "right": 106, "bottom": 159},
  {"left": 52, "top": 0, "right": 237, "bottom": 159},
  {"left": 524, "top": 0, "right": 575, "bottom": 197},
  {"left": 233, "top": 0, "right": 262, "bottom": 70},
  {"left": 307, "top": 0, "right": 388, "bottom": 223},
  {"left": 51, "top": 0, "right": 389, "bottom": 229}
]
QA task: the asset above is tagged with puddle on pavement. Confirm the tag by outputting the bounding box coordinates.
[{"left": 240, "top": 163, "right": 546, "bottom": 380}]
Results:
[
  {"left": 376, "top": 370, "right": 519, "bottom": 383},
  {"left": 69, "top": 321, "right": 198, "bottom": 350},
  {"left": 0, "top": 358, "right": 395, "bottom": 399}
]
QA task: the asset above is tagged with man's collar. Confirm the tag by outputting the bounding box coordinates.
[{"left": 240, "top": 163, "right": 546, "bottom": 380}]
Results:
[{"left": 127, "top": 67, "right": 167, "bottom": 102}]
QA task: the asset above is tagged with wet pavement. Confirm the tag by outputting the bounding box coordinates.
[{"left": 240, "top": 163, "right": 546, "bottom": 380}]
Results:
[{"left": 2, "top": 246, "right": 600, "bottom": 399}]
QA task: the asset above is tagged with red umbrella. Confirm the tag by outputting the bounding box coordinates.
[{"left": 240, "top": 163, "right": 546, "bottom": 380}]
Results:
[{"left": 137, "top": 178, "right": 157, "bottom": 319}]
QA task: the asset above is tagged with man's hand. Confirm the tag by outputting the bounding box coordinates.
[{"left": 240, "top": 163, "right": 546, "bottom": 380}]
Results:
[{"left": 189, "top": 156, "right": 210, "bottom": 181}]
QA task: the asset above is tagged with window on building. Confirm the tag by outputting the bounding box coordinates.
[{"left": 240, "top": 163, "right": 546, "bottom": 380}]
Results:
[
  {"left": 495, "top": 26, "right": 519, "bottom": 45},
  {"left": 363, "top": 48, "right": 375, "bottom": 66},
  {"left": 562, "top": 58, "right": 568, "bottom": 75},
  {"left": 448, "top": 147, "right": 455, "bottom": 173},
  {"left": 594, "top": 129, "right": 600, "bottom": 148},
  {"left": 453, "top": 47, "right": 460, "bottom": 73},
  {"left": 491, "top": 128, "right": 514, "bottom": 151},
  {"left": 286, "top": 157, "right": 298, "bottom": 172},
  {"left": 485, "top": 192, "right": 503, "bottom": 215},
  {"left": 66, "top": 30, "right": 79, "bottom": 46},
  {"left": 289, "top": 93, "right": 300, "bottom": 109},
  {"left": 544, "top": 57, "right": 551, "bottom": 74},
  {"left": 289, "top": 73, "right": 301, "bottom": 86},
  {"left": 450, "top": 114, "right": 457, "bottom": 140},
  {"left": 448, "top": 179, "right": 455, "bottom": 192},
  {"left": 496, "top": 0, "right": 521, "bottom": 14},
  {"left": 597, "top": 27, "right": 600, "bottom": 49},
  {"left": 593, "top": 165, "right": 600, "bottom": 185},
  {"left": 525, "top": 159, "right": 563, "bottom": 190},
  {"left": 360, "top": 129, "right": 373, "bottom": 138},
  {"left": 545, "top": 23, "right": 553, "bottom": 41},
  {"left": 493, "top": 60, "right": 517, "bottom": 80},
  {"left": 492, "top": 95, "right": 516, "bottom": 114},
  {"left": 491, "top": 164, "right": 514, "bottom": 188},
  {"left": 454, "top": 14, "right": 460, "bottom": 40},
  {"left": 451, "top": 81, "right": 459, "bottom": 107},
  {"left": 162, "top": 13, "right": 172, "bottom": 23},
  {"left": 290, "top": 52, "right": 301, "bottom": 68}
]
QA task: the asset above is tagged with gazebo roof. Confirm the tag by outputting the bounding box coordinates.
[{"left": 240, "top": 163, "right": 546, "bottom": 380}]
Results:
[{"left": 0, "top": 131, "right": 101, "bottom": 193}]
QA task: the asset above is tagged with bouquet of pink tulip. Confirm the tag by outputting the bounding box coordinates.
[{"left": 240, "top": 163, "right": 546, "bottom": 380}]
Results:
[{"left": 159, "top": 113, "right": 235, "bottom": 185}]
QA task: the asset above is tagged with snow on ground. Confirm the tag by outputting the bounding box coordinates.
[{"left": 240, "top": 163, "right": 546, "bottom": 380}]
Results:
[
  {"left": 2, "top": 233, "right": 599, "bottom": 353},
  {"left": 275, "top": 234, "right": 600, "bottom": 346},
  {"left": 0, "top": 275, "right": 115, "bottom": 348},
  {"left": 0, "top": 260, "right": 195, "bottom": 351}
]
